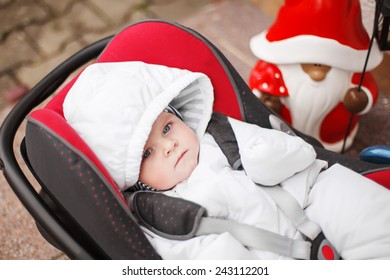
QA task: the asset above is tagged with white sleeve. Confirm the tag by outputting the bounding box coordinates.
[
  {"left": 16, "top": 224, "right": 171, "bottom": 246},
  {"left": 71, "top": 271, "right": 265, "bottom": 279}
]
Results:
[
  {"left": 148, "top": 232, "right": 258, "bottom": 260},
  {"left": 228, "top": 117, "right": 316, "bottom": 186}
]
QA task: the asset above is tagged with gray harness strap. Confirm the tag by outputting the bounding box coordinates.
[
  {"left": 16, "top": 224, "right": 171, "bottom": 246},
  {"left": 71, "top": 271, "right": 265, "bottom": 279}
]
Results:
[
  {"left": 261, "top": 186, "right": 321, "bottom": 240},
  {"left": 205, "top": 112, "right": 340, "bottom": 260},
  {"left": 130, "top": 190, "right": 312, "bottom": 259},
  {"left": 196, "top": 217, "right": 312, "bottom": 259},
  {"left": 206, "top": 112, "right": 243, "bottom": 170},
  {"left": 130, "top": 113, "right": 340, "bottom": 260}
]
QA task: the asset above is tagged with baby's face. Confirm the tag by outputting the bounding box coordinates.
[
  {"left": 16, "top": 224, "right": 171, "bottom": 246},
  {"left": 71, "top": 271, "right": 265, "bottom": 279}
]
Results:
[{"left": 139, "top": 112, "right": 200, "bottom": 190}]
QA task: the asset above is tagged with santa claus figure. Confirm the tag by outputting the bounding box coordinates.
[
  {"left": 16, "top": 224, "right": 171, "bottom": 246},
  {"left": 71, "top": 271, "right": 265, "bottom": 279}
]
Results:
[{"left": 249, "top": 0, "right": 383, "bottom": 152}]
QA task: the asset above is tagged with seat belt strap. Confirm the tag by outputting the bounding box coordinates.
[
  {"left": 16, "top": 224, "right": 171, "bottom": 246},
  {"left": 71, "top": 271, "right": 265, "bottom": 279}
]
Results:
[
  {"left": 202, "top": 112, "right": 340, "bottom": 259},
  {"left": 260, "top": 186, "right": 321, "bottom": 240},
  {"left": 206, "top": 113, "right": 243, "bottom": 170},
  {"left": 196, "top": 217, "right": 311, "bottom": 259}
]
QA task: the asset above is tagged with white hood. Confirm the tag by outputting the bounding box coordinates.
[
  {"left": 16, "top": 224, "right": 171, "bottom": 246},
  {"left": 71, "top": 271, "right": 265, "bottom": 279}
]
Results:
[{"left": 63, "top": 61, "right": 214, "bottom": 191}]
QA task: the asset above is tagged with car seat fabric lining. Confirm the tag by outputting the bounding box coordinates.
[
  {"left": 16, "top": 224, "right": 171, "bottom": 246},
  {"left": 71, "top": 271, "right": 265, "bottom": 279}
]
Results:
[
  {"left": 28, "top": 109, "right": 122, "bottom": 200},
  {"left": 26, "top": 115, "right": 161, "bottom": 259}
]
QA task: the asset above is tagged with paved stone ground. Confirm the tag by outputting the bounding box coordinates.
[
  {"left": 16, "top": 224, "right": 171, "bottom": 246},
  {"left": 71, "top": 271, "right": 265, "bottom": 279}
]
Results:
[{"left": 0, "top": 0, "right": 389, "bottom": 259}]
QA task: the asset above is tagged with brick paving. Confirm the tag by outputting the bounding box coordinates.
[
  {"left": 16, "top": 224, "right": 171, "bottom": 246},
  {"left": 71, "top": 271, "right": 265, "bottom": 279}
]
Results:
[
  {"left": 0, "top": 0, "right": 389, "bottom": 259},
  {"left": 0, "top": 0, "right": 213, "bottom": 110}
]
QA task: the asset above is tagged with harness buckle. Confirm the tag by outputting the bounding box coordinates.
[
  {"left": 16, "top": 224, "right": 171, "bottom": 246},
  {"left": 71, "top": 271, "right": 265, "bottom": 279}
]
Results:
[{"left": 310, "top": 232, "right": 341, "bottom": 260}]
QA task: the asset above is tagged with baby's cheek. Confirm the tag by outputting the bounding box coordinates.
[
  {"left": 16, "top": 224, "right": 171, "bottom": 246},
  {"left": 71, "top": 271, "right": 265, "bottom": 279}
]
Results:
[
  {"left": 138, "top": 161, "right": 156, "bottom": 184},
  {"left": 182, "top": 158, "right": 197, "bottom": 181}
]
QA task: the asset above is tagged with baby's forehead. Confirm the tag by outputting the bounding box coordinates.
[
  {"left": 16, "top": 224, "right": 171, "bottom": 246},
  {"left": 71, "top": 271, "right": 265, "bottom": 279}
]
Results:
[
  {"left": 155, "top": 111, "right": 174, "bottom": 125},
  {"left": 146, "top": 112, "right": 173, "bottom": 143},
  {"left": 150, "top": 112, "right": 175, "bottom": 132}
]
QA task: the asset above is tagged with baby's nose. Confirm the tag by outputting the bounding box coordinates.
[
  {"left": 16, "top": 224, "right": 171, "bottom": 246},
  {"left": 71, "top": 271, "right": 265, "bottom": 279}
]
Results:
[{"left": 163, "top": 139, "right": 178, "bottom": 156}]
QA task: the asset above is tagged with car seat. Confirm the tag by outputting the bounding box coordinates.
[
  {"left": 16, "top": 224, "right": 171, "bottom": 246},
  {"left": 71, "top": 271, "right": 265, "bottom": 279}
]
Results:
[{"left": 1, "top": 20, "right": 389, "bottom": 259}]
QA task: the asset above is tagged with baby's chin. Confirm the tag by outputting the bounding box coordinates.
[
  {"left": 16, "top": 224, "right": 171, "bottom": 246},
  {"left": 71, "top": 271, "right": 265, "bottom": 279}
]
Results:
[
  {"left": 147, "top": 156, "right": 198, "bottom": 191},
  {"left": 150, "top": 177, "right": 183, "bottom": 191},
  {"left": 160, "top": 165, "right": 197, "bottom": 191}
]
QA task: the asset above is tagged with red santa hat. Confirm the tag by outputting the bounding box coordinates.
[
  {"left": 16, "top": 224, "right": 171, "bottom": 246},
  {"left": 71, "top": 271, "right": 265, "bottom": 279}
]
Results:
[{"left": 250, "top": 0, "right": 383, "bottom": 72}]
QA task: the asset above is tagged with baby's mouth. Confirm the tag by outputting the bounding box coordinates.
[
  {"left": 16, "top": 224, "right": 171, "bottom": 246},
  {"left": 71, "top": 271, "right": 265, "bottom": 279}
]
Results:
[{"left": 175, "top": 150, "right": 187, "bottom": 167}]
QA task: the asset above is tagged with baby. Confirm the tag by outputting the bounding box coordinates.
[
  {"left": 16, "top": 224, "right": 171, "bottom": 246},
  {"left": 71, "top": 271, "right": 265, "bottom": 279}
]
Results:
[
  {"left": 138, "top": 109, "right": 199, "bottom": 191},
  {"left": 63, "top": 61, "right": 390, "bottom": 260}
]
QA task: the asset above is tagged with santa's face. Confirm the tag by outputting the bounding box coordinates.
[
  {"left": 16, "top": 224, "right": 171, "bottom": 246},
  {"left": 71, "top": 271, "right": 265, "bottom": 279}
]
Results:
[
  {"left": 278, "top": 63, "right": 350, "bottom": 138},
  {"left": 301, "top": 64, "right": 331, "bottom": 81}
]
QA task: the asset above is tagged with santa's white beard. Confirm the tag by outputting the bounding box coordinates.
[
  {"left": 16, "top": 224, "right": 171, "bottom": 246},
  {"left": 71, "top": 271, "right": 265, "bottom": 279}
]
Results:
[{"left": 278, "top": 64, "right": 350, "bottom": 140}]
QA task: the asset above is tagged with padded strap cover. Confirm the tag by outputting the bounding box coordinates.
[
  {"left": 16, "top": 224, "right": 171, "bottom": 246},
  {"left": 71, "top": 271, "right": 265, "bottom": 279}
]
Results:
[
  {"left": 129, "top": 191, "right": 206, "bottom": 240},
  {"left": 206, "top": 112, "right": 243, "bottom": 170}
]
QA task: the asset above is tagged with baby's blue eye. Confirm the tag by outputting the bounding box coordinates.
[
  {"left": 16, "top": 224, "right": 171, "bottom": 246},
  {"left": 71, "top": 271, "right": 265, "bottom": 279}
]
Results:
[
  {"left": 143, "top": 149, "right": 152, "bottom": 159},
  {"left": 163, "top": 123, "right": 171, "bottom": 134}
]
